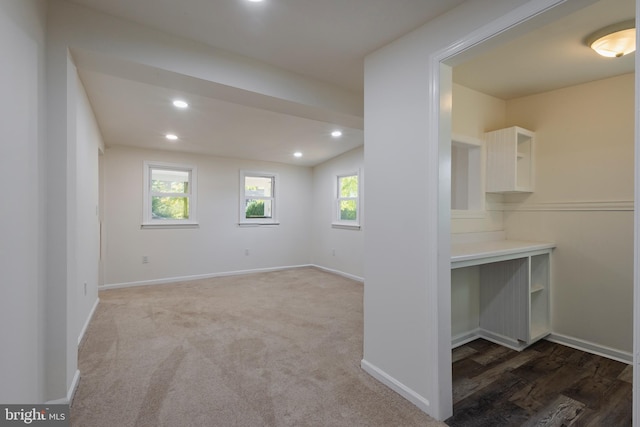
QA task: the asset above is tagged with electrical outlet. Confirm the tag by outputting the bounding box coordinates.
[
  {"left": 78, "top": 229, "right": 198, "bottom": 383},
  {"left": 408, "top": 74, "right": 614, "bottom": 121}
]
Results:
[
  {"left": 244, "top": 249, "right": 250, "bottom": 256},
  {"left": 332, "top": 248, "right": 336, "bottom": 256},
  {"left": 84, "top": 282, "right": 87, "bottom": 296},
  {"left": 142, "top": 255, "right": 149, "bottom": 264}
]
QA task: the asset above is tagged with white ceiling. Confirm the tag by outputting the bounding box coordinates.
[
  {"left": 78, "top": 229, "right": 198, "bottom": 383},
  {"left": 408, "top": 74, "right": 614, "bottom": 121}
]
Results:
[
  {"left": 70, "top": 0, "right": 635, "bottom": 166},
  {"left": 454, "top": 0, "right": 635, "bottom": 100},
  {"left": 78, "top": 69, "right": 364, "bottom": 166},
  {"left": 69, "top": 0, "right": 468, "bottom": 94}
]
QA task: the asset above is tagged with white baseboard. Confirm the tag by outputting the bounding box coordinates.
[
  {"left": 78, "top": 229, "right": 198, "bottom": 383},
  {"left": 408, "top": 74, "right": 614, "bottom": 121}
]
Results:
[
  {"left": 546, "top": 333, "right": 632, "bottom": 364},
  {"left": 452, "top": 329, "right": 525, "bottom": 351},
  {"left": 46, "top": 369, "right": 80, "bottom": 406},
  {"left": 101, "top": 264, "right": 364, "bottom": 290},
  {"left": 310, "top": 264, "right": 364, "bottom": 282},
  {"left": 100, "top": 264, "right": 315, "bottom": 290},
  {"left": 452, "top": 330, "right": 632, "bottom": 364},
  {"left": 360, "top": 359, "right": 430, "bottom": 414},
  {"left": 477, "top": 329, "right": 528, "bottom": 352},
  {"left": 451, "top": 329, "right": 480, "bottom": 349},
  {"left": 78, "top": 297, "right": 100, "bottom": 346}
]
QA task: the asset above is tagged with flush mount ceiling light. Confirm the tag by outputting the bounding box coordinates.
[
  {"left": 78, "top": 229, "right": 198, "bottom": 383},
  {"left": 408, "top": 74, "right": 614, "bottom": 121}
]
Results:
[
  {"left": 331, "top": 130, "right": 343, "bottom": 138},
  {"left": 586, "top": 20, "right": 636, "bottom": 58},
  {"left": 293, "top": 152, "right": 303, "bottom": 158},
  {"left": 172, "top": 100, "right": 189, "bottom": 109},
  {"left": 165, "top": 133, "right": 179, "bottom": 141}
]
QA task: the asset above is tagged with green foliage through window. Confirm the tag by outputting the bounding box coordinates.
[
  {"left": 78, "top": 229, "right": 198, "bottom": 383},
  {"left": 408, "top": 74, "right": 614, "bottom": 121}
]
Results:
[
  {"left": 245, "top": 200, "right": 265, "bottom": 218},
  {"left": 152, "top": 197, "right": 189, "bottom": 219},
  {"left": 337, "top": 174, "right": 358, "bottom": 222},
  {"left": 339, "top": 175, "right": 358, "bottom": 197},
  {"left": 340, "top": 200, "right": 357, "bottom": 220},
  {"left": 149, "top": 167, "right": 192, "bottom": 221}
]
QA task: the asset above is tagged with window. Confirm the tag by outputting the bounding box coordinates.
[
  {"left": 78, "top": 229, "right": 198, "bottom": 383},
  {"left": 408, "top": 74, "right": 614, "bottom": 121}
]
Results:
[
  {"left": 334, "top": 172, "right": 360, "bottom": 228},
  {"left": 240, "top": 171, "right": 278, "bottom": 225},
  {"left": 143, "top": 161, "right": 197, "bottom": 227}
]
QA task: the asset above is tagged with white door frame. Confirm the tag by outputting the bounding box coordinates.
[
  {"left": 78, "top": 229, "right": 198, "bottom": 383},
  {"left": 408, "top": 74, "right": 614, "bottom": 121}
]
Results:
[{"left": 429, "top": 0, "right": 639, "bottom": 421}]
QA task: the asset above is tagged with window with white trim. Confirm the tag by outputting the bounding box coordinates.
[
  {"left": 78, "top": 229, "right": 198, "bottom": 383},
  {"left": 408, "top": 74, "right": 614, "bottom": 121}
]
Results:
[
  {"left": 240, "top": 171, "right": 279, "bottom": 225},
  {"left": 334, "top": 172, "right": 360, "bottom": 228},
  {"left": 143, "top": 161, "right": 197, "bottom": 227}
]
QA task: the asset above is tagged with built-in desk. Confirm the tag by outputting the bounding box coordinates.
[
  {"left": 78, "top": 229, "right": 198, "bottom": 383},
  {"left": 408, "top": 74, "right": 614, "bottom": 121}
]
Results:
[{"left": 451, "top": 237, "right": 556, "bottom": 351}]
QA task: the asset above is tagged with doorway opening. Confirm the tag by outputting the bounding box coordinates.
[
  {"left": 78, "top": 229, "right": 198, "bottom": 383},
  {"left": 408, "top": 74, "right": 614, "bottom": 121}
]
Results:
[{"left": 435, "top": 0, "right": 637, "bottom": 421}]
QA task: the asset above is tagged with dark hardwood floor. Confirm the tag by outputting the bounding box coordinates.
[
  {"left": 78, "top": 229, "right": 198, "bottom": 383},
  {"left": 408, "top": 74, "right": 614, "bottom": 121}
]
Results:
[{"left": 445, "top": 339, "right": 632, "bottom": 426}]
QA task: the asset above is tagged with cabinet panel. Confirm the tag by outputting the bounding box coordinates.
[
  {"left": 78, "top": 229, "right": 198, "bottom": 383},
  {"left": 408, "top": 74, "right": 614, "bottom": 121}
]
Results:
[
  {"left": 479, "top": 258, "right": 529, "bottom": 343},
  {"left": 530, "top": 254, "right": 551, "bottom": 341},
  {"left": 485, "top": 126, "right": 535, "bottom": 193}
]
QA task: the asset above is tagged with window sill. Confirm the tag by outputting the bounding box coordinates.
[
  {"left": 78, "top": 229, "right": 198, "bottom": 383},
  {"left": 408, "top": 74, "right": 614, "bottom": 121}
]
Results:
[
  {"left": 141, "top": 222, "right": 199, "bottom": 229},
  {"left": 332, "top": 223, "right": 361, "bottom": 230},
  {"left": 238, "top": 222, "right": 281, "bottom": 227}
]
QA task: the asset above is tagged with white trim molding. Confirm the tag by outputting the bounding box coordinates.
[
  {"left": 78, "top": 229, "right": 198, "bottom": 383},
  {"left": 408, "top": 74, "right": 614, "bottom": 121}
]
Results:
[
  {"left": 361, "top": 359, "right": 431, "bottom": 413},
  {"left": 100, "top": 265, "right": 314, "bottom": 290},
  {"left": 310, "top": 265, "right": 364, "bottom": 282},
  {"left": 100, "top": 264, "right": 364, "bottom": 290},
  {"left": 451, "top": 329, "right": 481, "bottom": 349},
  {"left": 78, "top": 297, "right": 100, "bottom": 346},
  {"left": 546, "top": 333, "right": 632, "bottom": 365},
  {"left": 499, "top": 200, "right": 634, "bottom": 212},
  {"left": 451, "top": 210, "right": 487, "bottom": 219},
  {"left": 452, "top": 330, "right": 632, "bottom": 365},
  {"left": 46, "top": 370, "right": 80, "bottom": 406}
]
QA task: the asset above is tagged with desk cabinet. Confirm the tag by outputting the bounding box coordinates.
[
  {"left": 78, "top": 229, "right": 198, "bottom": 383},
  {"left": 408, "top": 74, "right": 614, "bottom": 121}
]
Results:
[
  {"left": 451, "top": 240, "right": 554, "bottom": 351},
  {"left": 478, "top": 252, "right": 550, "bottom": 350}
]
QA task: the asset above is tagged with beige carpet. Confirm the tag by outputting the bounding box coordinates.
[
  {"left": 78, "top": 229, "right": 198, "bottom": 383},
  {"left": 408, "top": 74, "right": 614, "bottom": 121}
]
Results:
[{"left": 71, "top": 267, "right": 446, "bottom": 427}]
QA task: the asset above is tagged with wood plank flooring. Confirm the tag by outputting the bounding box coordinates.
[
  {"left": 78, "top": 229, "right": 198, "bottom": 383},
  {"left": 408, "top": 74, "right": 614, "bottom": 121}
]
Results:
[{"left": 445, "top": 339, "right": 632, "bottom": 426}]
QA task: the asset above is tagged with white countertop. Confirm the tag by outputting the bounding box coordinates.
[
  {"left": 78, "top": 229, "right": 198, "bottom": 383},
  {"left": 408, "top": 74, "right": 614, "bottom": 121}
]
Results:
[{"left": 451, "top": 239, "right": 556, "bottom": 268}]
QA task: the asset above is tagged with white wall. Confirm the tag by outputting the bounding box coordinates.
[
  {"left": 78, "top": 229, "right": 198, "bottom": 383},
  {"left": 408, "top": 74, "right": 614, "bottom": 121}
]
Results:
[
  {"left": 311, "top": 147, "right": 364, "bottom": 279},
  {"left": 451, "top": 83, "right": 506, "bottom": 233},
  {"left": 504, "top": 73, "right": 634, "bottom": 355},
  {"left": 75, "top": 71, "right": 103, "bottom": 342},
  {"left": 103, "top": 146, "right": 312, "bottom": 286},
  {"left": 43, "top": 0, "right": 362, "bottom": 401},
  {"left": 450, "top": 84, "right": 507, "bottom": 339},
  {"left": 364, "top": 0, "right": 531, "bottom": 419},
  {"left": 0, "top": 0, "right": 47, "bottom": 403}
]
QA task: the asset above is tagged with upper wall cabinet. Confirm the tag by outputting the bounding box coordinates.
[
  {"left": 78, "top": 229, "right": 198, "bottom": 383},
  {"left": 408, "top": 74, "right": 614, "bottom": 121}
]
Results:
[{"left": 485, "top": 126, "right": 535, "bottom": 193}]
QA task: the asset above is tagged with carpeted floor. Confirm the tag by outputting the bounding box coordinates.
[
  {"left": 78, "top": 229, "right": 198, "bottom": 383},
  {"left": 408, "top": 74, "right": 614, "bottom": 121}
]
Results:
[{"left": 71, "top": 267, "right": 446, "bottom": 427}]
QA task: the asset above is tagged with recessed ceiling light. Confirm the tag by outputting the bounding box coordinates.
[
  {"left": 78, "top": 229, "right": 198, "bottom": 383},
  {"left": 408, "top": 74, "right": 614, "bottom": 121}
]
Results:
[
  {"left": 165, "top": 134, "right": 179, "bottom": 141},
  {"left": 247, "top": 0, "right": 264, "bottom": 2},
  {"left": 172, "top": 100, "right": 189, "bottom": 109},
  {"left": 331, "top": 130, "right": 343, "bottom": 138},
  {"left": 293, "top": 152, "right": 303, "bottom": 158}
]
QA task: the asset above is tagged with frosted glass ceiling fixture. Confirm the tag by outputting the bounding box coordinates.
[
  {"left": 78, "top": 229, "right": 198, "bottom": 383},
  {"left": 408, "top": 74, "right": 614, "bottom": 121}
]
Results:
[
  {"left": 172, "top": 100, "right": 188, "bottom": 109},
  {"left": 165, "top": 134, "right": 179, "bottom": 141},
  {"left": 293, "top": 152, "right": 303, "bottom": 158},
  {"left": 586, "top": 20, "right": 636, "bottom": 58},
  {"left": 331, "top": 130, "right": 343, "bottom": 138}
]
